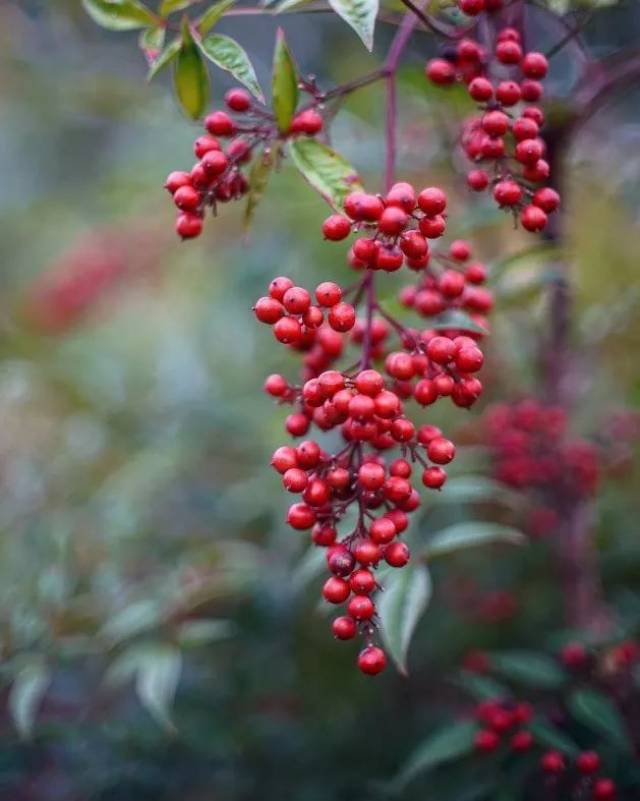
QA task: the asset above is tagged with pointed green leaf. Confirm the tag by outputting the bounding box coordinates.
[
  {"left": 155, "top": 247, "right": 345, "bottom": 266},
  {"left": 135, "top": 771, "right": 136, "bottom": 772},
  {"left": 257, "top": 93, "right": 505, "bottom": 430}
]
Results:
[
  {"left": 174, "top": 25, "right": 210, "bottom": 119},
  {"left": 197, "top": 0, "right": 237, "bottom": 35},
  {"left": 529, "top": 718, "right": 580, "bottom": 756},
  {"left": 378, "top": 563, "right": 432, "bottom": 675},
  {"left": 199, "top": 34, "right": 264, "bottom": 101},
  {"left": 327, "top": 0, "right": 378, "bottom": 50},
  {"left": 569, "top": 689, "right": 631, "bottom": 750},
  {"left": 454, "top": 670, "right": 510, "bottom": 701},
  {"left": 288, "top": 138, "right": 362, "bottom": 210},
  {"left": 244, "top": 148, "right": 274, "bottom": 230},
  {"left": 160, "top": 0, "right": 196, "bottom": 15},
  {"left": 148, "top": 36, "right": 181, "bottom": 80},
  {"left": 99, "top": 599, "right": 162, "bottom": 645},
  {"left": 431, "top": 309, "right": 489, "bottom": 335},
  {"left": 489, "top": 651, "right": 567, "bottom": 688},
  {"left": 135, "top": 644, "right": 182, "bottom": 730},
  {"left": 424, "top": 522, "right": 526, "bottom": 559},
  {"left": 9, "top": 661, "right": 50, "bottom": 738},
  {"left": 391, "top": 720, "right": 478, "bottom": 790},
  {"left": 271, "top": 28, "right": 298, "bottom": 134},
  {"left": 82, "top": 0, "right": 157, "bottom": 30}
]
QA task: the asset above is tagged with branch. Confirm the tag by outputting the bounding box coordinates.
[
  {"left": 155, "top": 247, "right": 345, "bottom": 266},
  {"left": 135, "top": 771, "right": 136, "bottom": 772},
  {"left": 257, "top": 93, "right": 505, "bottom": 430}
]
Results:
[{"left": 398, "top": 0, "right": 472, "bottom": 40}]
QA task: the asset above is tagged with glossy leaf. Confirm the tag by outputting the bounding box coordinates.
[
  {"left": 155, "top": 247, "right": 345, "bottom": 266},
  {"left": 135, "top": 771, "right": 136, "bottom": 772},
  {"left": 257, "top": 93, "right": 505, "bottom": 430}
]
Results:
[
  {"left": 328, "top": 0, "right": 379, "bottom": 51},
  {"left": 199, "top": 34, "right": 264, "bottom": 101},
  {"left": 197, "top": 0, "right": 237, "bottom": 35},
  {"left": 391, "top": 719, "right": 478, "bottom": 790},
  {"left": 9, "top": 661, "right": 50, "bottom": 738},
  {"left": 99, "top": 599, "right": 162, "bottom": 645},
  {"left": 529, "top": 718, "right": 580, "bottom": 756},
  {"left": 431, "top": 309, "right": 489, "bottom": 335},
  {"left": 378, "top": 563, "right": 432, "bottom": 674},
  {"left": 424, "top": 522, "right": 526, "bottom": 559},
  {"left": 135, "top": 644, "right": 182, "bottom": 730},
  {"left": 288, "top": 138, "right": 362, "bottom": 210},
  {"left": 82, "top": 0, "right": 157, "bottom": 30},
  {"left": 148, "top": 37, "right": 181, "bottom": 80},
  {"left": 139, "top": 25, "right": 166, "bottom": 64},
  {"left": 177, "top": 619, "right": 235, "bottom": 647},
  {"left": 271, "top": 28, "right": 298, "bottom": 134},
  {"left": 569, "top": 688, "right": 631, "bottom": 750},
  {"left": 160, "top": 0, "right": 196, "bottom": 15},
  {"left": 174, "top": 24, "right": 210, "bottom": 119},
  {"left": 244, "top": 149, "right": 274, "bottom": 230},
  {"left": 489, "top": 651, "right": 567, "bottom": 688}
]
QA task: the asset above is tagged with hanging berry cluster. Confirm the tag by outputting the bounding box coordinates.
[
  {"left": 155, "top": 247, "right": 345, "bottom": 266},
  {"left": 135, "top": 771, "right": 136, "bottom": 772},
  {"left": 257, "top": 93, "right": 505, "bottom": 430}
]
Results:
[
  {"left": 164, "top": 88, "right": 325, "bottom": 239},
  {"left": 426, "top": 25, "right": 560, "bottom": 232},
  {"left": 256, "top": 182, "right": 491, "bottom": 675}
]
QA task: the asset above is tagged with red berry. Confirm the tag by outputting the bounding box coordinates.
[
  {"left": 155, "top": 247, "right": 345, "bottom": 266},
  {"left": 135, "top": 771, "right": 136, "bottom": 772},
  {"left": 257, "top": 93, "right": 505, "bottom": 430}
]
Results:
[
  {"left": 385, "top": 181, "right": 416, "bottom": 212},
  {"left": 465, "top": 262, "right": 487, "bottom": 283},
  {"left": 385, "top": 541, "right": 410, "bottom": 567},
  {"left": 482, "top": 110, "right": 510, "bottom": 137},
  {"left": 521, "top": 204, "right": 547, "bottom": 232},
  {"left": 282, "top": 286, "right": 311, "bottom": 315},
  {"left": 474, "top": 729, "right": 500, "bottom": 752},
  {"left": 290, "top": 109, "right": 323, "bottom": 135},
  {"left": 264, "top": 374, "right": 288, "bottom": 397},
  {"left": 427, "top": 437, "right": 456, "bottom": 464},
  {"left": 532, "top": 187, "right": 560, "bottom": 213},
  {"left": 269, "top": 276, "right": 294, "bottom": 300},
  {"left": 496, "top": 39, "right": 523, "bottom": 64},
  {"left": 495, "top": 80, "right": 521, "bottom": 106},
  {"left": 450, "top": 239, "right": 472, "bottom": 261},
  {"left": 201, "top": 149, "right": 228, "bottom": 176},
  {"left": 467, "top": 170, "right": 489, "bottom": 191},
  {"left": 350, "top": 568, "right": 377, "bottom": 594},
  {"left": 344, "top": 192, "right": 384, "bottom": 222},
  {"left": 322, "top": 214, "right": 351, "bottom": 241},
  {"left": 287, "top": 502, "right": 316, "bottom": 529},
  {"left": 332, "top": 615, "right": 357, "bottom": 639},
  {"left": 422, "top": 466, "right": 447, "bottom": 489},
  {"left": 419, "top": 214, "right": 446, "bottom": 239},
  {"left": 510, "top": 731, "right": 533, "bottom": 752},
  {"left": 426, "top": 58, "right": 456, "bottom": 86},
  {"left": 427, "top": 335, "right": 455, "bottom": 364},
  {"left": 283, "top": 468, "right": 308, "bottom": 493},
  {"left": 521, "top": 79, "right": 543, "bottom": 102},
  {"left": 323, "top": 576, "right": 351, "bottom": 604},
  {"left": 456, "top": 346, "right": 484, "bottom": 372},
  {"left": 521, "top": 51, "right": 548, "bottom": 79},
  {"left": 370, "top": 517, "right": 397, "bottom": 545},
  {"left": 440, "top": 270, "right": 466, "bottom": 298},
  {"left": 540, "top": 750, "right": 565, "bottom": 774},
  {"left": 512, "top": 116, "right": 539, "bottom": 141},
  {"left": 174, "top": 185, "right": 202, "bottom": 211},
  {"left": 315, "top": 281, "right": 342, "bottom": 307},
  {"left": 358, "top": 462, "right": 386, "bottom": 490},
  {"left": 347, "top": 594, "right": 375, "bottom": 620},
  {"left": 378, "top": 206, "right": 409, "bottom": 236},
  {"left": 254, "top": 296, "right": 284, "bottom": 324},
  {"left": 194, "top": 135, "right": 221, "bottom": 159},
  {"left": 328, "top": 302, "right": 356, "bottom": 332},
  {"left": 414, "top": 379, "right": 438, "bottom": 406},
  {"left": 165, "top": 170, "right": 192, "bottom": 194},
  {"left": 459, "top": 0, "right": 485, "bottom": 14},
  {"left": 312, "top": 523, "right": 337, "bottom": 547},
  {"left": 273, "top": 316, "right": 302, "bottom": 344},
  {"left": 225, "top": 88, "right": 251, "bottom": 112},
  {"left": 176, "top": 212, "right": 203, "bottom": 239},
  {"left": 494, "top": 180, "right": 522, "bottom": 207},
  {"left": 576, "top": 751, "right": 601, "bottom": 775},
  {"left": 515, "top": 138, "right": 544, "bottom": 165},
  {"left": 327, "top": 546, "right": 356, "bottom": 576},
  {"left": 356, "top": 369, "right": 385, "bottom": 396},
  {"left": 205, "top": 110, "right": 235, "bottom": 137},
  {"left": 417, "top": 187, "right": 447, "bottom": 215},
  {"left": 354, "top": 539, "right": 382, "bottom": 565},
  {"left": 469, "top": 77, "right": 494, "bottom": 102},
  {"left": 594, "top": 779, "right": 616, "bottom": 801},
  {"left": 357, "top": 645, "right": 386, "bottom": 675}
]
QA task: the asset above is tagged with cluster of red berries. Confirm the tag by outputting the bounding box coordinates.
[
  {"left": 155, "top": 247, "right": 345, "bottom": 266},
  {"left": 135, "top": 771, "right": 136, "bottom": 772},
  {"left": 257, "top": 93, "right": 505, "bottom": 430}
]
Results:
[
  {"left": 255, "top": 182, "right": 493, "bottom": 674},
  {"left": 561, "top": 638, "right": 640, "bottom": 675},
  {"left": 483, "top": 400, "right": 600, "bottom": 507},
  {"left": 426, "top": 27, "right": 559, "bottom": 232},
  {"left": 165, "top": 87, "right": 325, "bottom": 239}
]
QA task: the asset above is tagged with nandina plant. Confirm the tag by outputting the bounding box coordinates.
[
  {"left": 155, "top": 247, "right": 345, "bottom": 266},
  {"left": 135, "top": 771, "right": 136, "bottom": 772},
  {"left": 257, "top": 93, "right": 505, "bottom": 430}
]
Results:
[{"left": 81, "top": 0, "right": 638, "bottom": 689}]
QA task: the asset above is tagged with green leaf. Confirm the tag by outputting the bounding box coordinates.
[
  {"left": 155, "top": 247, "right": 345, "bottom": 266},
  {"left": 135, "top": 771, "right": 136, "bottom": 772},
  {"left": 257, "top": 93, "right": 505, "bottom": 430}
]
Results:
[
  {"left": 199, "top": 34, "right": 264, "bottom": 101},
  {"left": 82, "top": 0, "right": 157, "bottom": 30},
  {"left": 427, "top": 476, "right": 521, "bottom": 509},
  {"left": 174, "top": 24, "right": 210, "bottom": 119},
  {"left": 135, "top": 644, "right": 182, "bottom": 731},
  {"left": 160, "top": 0, "right": 195, "bottom": 15},
  {"left": 529, "top": 718, "right": 580, "bottom": 756},
  {"left": 431, "top": 309, "right": 489, "bottom": 335},
  {"left": 424, "top": 522, "right": 526, "bottom": 559},
  {"left": 288, "top": 138, "right": 362, "bottom": 210},
  {"left": 569, "top": 689, "right": 631, "bottom": 750},
  {"left": 378, "top": 563, "right": 432, "bottom": 675},
  {"left": 244, "top": 148, "right": 274, "bottom": 230},
  {"left": 177, "top": 619, "right": 235, "bottom": 647},
  {"left": 327, "top": 0, "right": 379, "bottom": 50},
  {"left": 489, "top": 651, "right": 567, "bottom": 688},
  {"left": 454, "top": 670, "right": 509, "bottom": 701},
  {"left": 197, "top": 0, "right": 237, "bottom": 35},
  {"left": 147, "top": 37, "right": 181, "bottom": 80},
  {"left": 9, "top": 661, "right": 50, "bottom": 738},
  {"left": 271, "top": 28, "right": 299, "bottom": 134},
  {"left": 391, "top": 720, "right": 478, "bottom": 790},
  {"left": 99, "top": 599, "right": 162, "bottom": 645},
  {"left": 139, "top": 25, "right": 166, "bottom": 63}
]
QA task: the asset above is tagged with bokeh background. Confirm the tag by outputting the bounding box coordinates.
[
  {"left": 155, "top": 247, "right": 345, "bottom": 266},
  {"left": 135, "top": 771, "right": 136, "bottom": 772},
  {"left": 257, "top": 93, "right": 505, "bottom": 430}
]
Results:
[{"left": 1, "top": 1, "right": 640, "bottom": 799}]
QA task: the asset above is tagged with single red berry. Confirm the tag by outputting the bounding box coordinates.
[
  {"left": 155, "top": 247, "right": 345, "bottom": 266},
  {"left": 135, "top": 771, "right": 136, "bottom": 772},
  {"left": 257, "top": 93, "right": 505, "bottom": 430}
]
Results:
[
  {"left": 440, "top": 270, "right": 466, "bottom": 298},
  {"left": 322, "top": 214, "right": 351, "bottom": 241},
  {"left": 357, "top": 645, "right": 386, "bottom": 675},
  {"left": 165, "top": 170, "right": 192, "bottom": 194},
  {"left": 347, "top": 594, "right": 375, "bottom": 620},
  {"left": 523, "top": 106, "right": 545, "bottom": 126},
  {"left": 457, "top": 37, "right": 482, "bottom": 62},
  {"left": 594, "top": 778, "right": 616, "bottom": 801},
  {"left": 456, "top": 346, "right": 484, "bottom": 372},
  {"left": 358, "top": 462, "right": 386, "bottom": 490},
  {"left": 467, "top": 170, "right": 489, "bottom": 191},
  {"left": 225, "top": 87, "right": 251, "bottom": 112},
  {"left": 332, "top": 615, "right": 357, "bottom": 639},
  {"left": 459, "top": 0, "right": 485, "bottom": 14},
  {"left": 264, "top": 373, "right": 288, "bottom": 397},
  {"left": 521, "top": 79, "right": 543, "bottom": 102},
  {"left": 497, "top": 27, "right": 520, "bottom": 42},
  {"left": 269, "top": 276, "right": 294, "bottom": 300},
  {"left": 312, "top": 523, "right": 337, "bottom": 547},
  {"left": 540, "top": 750, "right": 565, "bottom": 774},
  {"left": 344, "top": 192, "right": 384, "bottom": 222},
  {"left": 427, "top": 336, "right": 456, "bottom": 364},
  {"left": 495, "top": 80, "right": 521, "bottom": 106},
  {"left": 515, "top": 138, "right": 545, "bottom": 165},
  {"left": 354, "top": 539, "right": 382, "bottom": 565},
  {"left": 327, "top": 545, "right": 356, "bottom": 576},
  {"left": 510, "top": 731, "right": 534, "bottom": 752},
  {"left": 469, "top": 77, "right": 494, "bottom": 101},
  {"left": 205, "top": 110, "right": 235, "bottom": 137},
  {"left": 201, "top": 149, "right": 228, "bottom": 176},
  {"left": 282, "top": 467, "right": 308, "bottom": 493},
  {"left": 425, "top": 58, "right": 456, "bottom": 86},
  {"left": 254, "top": 296, "right": 284, "bottom": 324},
  {"left": 465, "top": 262, "right": 487, "bottom": 283},
  {"left": 355, "top": 369, "right": 385, "bottom": 396},
  {"left": 385, "top": 541, "right": 410, "bottom": 567},
  {"left": 375, "top": 247, "right": 404, "bottom": 272},
  {"left": 315, "top": 281, "right": 342, "bottom": 307},
  {"left": 285, "top": 412, "right": 310, "bottom": 436},
  {"left": 419, "top": 214, "right": 446, "bottom": 238},
  {"left": 482, "top": 110, "right": 510, "bottom": 137},
  {"left": 273, "top": 316, "right": 302, "bottom": 344},
  {"left": 390, "top": 459, "right": 412, "bottom": 478},
  {"left": 290, "top": 109, "right": 323, "bottom": 135},
  {"left": 282, "top": 286, "right": 311, "bottom": 315},
  {"left": 422, "top": 466, "right": 447, "bottom": 489},
  {"left": 328, "top": 302, "right": 356, "bottom": 332},
  {"left": 417, "top": 186, "right": 447, "bottom": 215},
  {"left": 532, "top": 187, "right": 560, "bottom": 213},
  {"left": 194, "top": 135, "right": 221, "bottom": 159},
  {"left": 513, "top": 116, "right": 539, "bottom": 141},
  {"left": 385, "top": 181, "right": 416, "bottom": 212},
  {"left": 494, "top": 180, "right": 522, "bottom": 206},
  {"left": 576, "top": 751, "right": 601, "bottom": 775},
  {"left": 474, "top": 729, "right": 500, "bottom": 752},
  {"left": 521, "top": 204, "right": 547, "bottom": 232},
  {"left": 176, "top": 212, "right": 203, "bottom": 239},
  {"left": 174, "top": 185, "right": 202, "bottom": 211},
  {"left": 287, "top": 502, "right": 316, "bottom": 529},
  {"left": 350, "top": 568, "right": 377, "bottom": 594},
  {"left": 427, "top": 437, "right": 456, "bottom": 464},
  {"left": 370, "top": 517, "right": 397, "bottom": 545},
  {"left": 378, "top": 206, "right": 409, "bottom": 236},
  {"left": 496, "top": 39, "right": 523, "bottom": 64},
  {"left": 450, "top": 239, "right": 472, "bottom": 261},
  {"left": 323, "top": 576, "right": 351, "bottom": 604},
  {"left": 521, "top": 51, "right": 548, "bottom": 79},
  {"left": 226, "top": 137, "right": 251, "bottom": 163}
]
